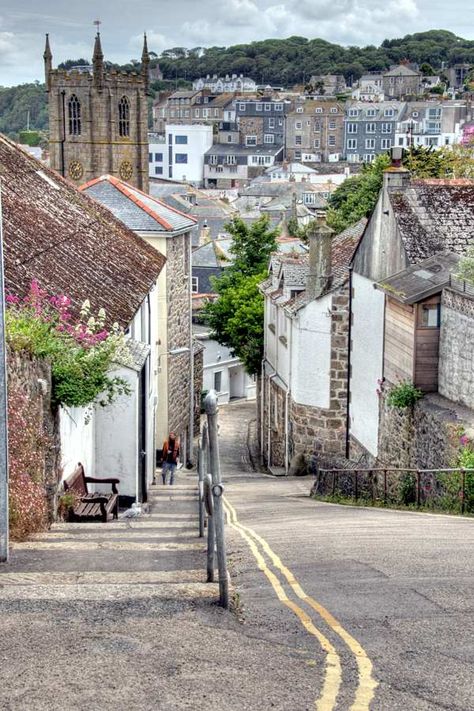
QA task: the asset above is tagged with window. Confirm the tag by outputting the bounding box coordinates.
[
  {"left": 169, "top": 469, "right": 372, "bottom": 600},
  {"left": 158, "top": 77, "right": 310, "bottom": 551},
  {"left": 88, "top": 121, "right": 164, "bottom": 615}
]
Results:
[
  {"left": 256, "top": 103, "right": 263, "bottom": 111},
  {"left": 191, "top": 276, "right": 199, "bottom": 293},
  {"left": 239, "top": 103, "right": 246, "bottom": 111},
  {"left": 265, "top": 156, "right": 272, "bottom": 164},
  {"left": 148, "top": 152, "right": 152, "bottom": 162},
  {"left": 194, "top": 109, "right": 200, "bottom": 117},
  {"left": 274, "top": 103, "right": 283, "bottom": 111},
  {"left": 328, "top": 120, "right": 336, "bottom": 130},
  {"left": 226, "top": 154, "right": 236, "bottom": 165},
  {"left": 314, "top": 121, "right": 321, "bottom": 132},
  {"left": 412, "top": 111, "right": 419, "bottom": 118},
  {"left": 214, "top": 371, "right": 222, "bottom": 392},
  {"left": 347, "top": 138, "right": 357, "bottom": 149},
  {"left": 398, "top": 137, "right": 404, "bottom": 146},
  {"left": 420, "top": 303, "right": 440, "bottom": 328},
  {"left": 381, "top": 123, "right": 392, "bottom": 134},
  {"left": 328, "top": 135, "right": 336, "bottom": 146},
  {"left": 155, "top": 152, "right": 163, "bottom": 161},
  {"left": 428, "top": 108, "right": 441, "bottom": 120},
  {"left": 296, "top": 106, "right": 303, "bottom": 113},
  {"left": 348, "top": 108, "right": 359, "bottom": 117},
  {"left": 295, "top": 135, "right": 302, "bottom": 145},
  {"left": 381, "top": 138, "right": 392, "bottom": 149},
  {"left": 214, "top": 108, "right": 219, "bottom": 117},
  {"left": 330, "top": 107, "right": 338, "bottom": 114},
  {"left": 367, "top": 109, "right": 377, "bottom": 117},
  {"left": 155, "top": 166, "right": 163, "bottom": 175},
  {"left": 227, "top": 134, "right": 232, "bottom": 143},
  {"left": 264, "top": 103, "right": 271, "bottom": 111},
  {"left": 118, "top": 96, "right": 130, "bottom": 137},
  {"left": 347, "top": 123, "right": 357, "bottom": 134},
  {"left": 315, "top": 107, "right": 323, "bottom": 113},
  {"left": 268, "top": 117, "right": 275, "bottom": 128},
  {"left": 384, "top": 109, "right": 394, "bottom": 117},
  {"left": 175, "top": 135, "right": 188, "bottom": 144},
  {"left": 169, "top": 110, "right": 175, "bottom": 118},
  {"left": 365, "top": 138, "right": 375, "bottom": 149},
  {"left": 68, "top": 94, "right": 81, "bottom": 135},
  {"left": 295, "top": 121, "right": 302, "bottom": 129},
  {"left": 246, "top": 135, "right": 257, "bottom": 146},
  {"left": 175, "top": 153, "right": 188, "bottom": 163},
  {"left": 314, "top": 138, "right": 320, "bottom": 148},
  {"left": 366, "top": 122, "right": 376, "bottom": 133},
  {"left": 264, "top": 134, "right": 274, "bottom": 144},
  {"left": 294, "top": 150, "right": 301, "bottom": 160},
  {"left": 364, "top": 153, "right": 375, "bottom": 162},
  {"left": 184, "top": 110, "right": 190, "bottom": 117},
  {"left": 208, "top": 155, "right": 218, "bottom": 165},
  {"left": 202, "top": 109, "right": 209, "bottom": 118}
]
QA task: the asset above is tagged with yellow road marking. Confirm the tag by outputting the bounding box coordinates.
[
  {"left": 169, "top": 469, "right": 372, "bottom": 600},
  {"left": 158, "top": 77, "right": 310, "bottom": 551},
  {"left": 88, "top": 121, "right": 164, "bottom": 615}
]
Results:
[
  {"left": 224, "top": 501, "right": 341, "bottom": 711},
  {"left": 224, "top": 496, "right": 378, "bottom": 711}
]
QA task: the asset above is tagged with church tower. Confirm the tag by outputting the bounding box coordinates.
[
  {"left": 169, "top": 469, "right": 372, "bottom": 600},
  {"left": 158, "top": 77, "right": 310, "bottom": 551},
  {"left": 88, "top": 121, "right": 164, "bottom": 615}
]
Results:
[{"left": 45, "top": 33, "right": 150, "bottom": 193}]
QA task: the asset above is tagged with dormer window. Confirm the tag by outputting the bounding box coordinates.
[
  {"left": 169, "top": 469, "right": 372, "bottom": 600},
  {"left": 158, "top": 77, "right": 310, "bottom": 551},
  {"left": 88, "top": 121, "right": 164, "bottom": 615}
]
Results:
[
  {"left": 118, "top": 96, "right": 130, "bottom": 137},
  {"left": 68, "top": 94, "right": 81, "bottom": 135}
]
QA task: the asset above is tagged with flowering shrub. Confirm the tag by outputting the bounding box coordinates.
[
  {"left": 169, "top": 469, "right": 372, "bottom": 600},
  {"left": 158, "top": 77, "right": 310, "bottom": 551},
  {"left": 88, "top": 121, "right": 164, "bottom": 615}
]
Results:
[
  {"left": 8, "top": 387, "right": 48, "bottom": 540},
  {"left": 6, "top": 281, "right": 131, "bottom": 408}
]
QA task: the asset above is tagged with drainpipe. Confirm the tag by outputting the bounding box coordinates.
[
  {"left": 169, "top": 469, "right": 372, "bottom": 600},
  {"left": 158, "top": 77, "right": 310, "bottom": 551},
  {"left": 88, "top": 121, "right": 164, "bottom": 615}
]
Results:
[
  {"left": 60, "top": 90, "right": 66, "bottom": 177},
  {"left": 267, "top": 371, "right": 277, "bottom": 467},
  {"left": 284, "top": 317, "right": 293, "bottom": 475},
  {"left": 345, "top": 265, "right": 353, "bottom": 459},
  {"left": 260, "top": 359, "right": 265, "bottom": 460},
  {"left": 188, "top": 231, "right": 194, "bottom": 466}
]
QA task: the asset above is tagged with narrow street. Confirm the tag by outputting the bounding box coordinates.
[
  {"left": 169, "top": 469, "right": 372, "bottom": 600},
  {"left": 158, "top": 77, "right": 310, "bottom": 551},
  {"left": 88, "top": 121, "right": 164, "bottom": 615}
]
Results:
[
  {"left": 220, "top": 401, "right": 474, "bottom": 711},
  {"left": 1, "top": 401, "right": 473, "bottom": 710}
]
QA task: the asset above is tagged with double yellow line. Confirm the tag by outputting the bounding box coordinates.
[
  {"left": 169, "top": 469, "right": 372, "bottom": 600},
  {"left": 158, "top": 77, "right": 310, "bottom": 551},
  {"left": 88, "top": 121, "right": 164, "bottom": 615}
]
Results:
[{"left": 223, "top": 496, "right": 378, "bottom": 711}]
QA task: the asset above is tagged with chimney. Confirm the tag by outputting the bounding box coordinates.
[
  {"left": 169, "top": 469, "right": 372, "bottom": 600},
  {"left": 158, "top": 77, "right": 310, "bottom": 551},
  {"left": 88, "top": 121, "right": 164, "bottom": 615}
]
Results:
[
  {"left": 306, "top": 218, "right": 334, "bottom": 301},
  {"left": 383, "top": 146, "right": 410, "bottom": 190}
]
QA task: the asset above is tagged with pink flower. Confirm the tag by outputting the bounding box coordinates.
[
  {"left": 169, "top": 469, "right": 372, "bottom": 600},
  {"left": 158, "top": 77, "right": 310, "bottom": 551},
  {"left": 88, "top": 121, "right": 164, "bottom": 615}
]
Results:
[{"left": 460, "top": 434, "right": 470, "bottom": 447}]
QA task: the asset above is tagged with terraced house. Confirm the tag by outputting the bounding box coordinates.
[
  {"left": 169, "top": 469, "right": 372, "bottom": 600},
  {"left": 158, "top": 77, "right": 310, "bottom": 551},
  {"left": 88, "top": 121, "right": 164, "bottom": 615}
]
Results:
[
  {"left": 285, "top": 100, "right": 345, "bottom": 163},
  {"left": 344, "top": 101, "right": 405, "bottom": 163}
]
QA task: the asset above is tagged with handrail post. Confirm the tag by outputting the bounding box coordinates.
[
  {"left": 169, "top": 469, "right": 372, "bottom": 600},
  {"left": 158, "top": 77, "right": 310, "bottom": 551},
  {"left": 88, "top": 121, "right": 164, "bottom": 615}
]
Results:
[
  {"left": 383, "top": 470, "right": 387, "bottom": 505},
  {"left": 202, "top": 423, "right": 215, "bottom": 581},
  {"left": 205, "top": 390, "right": 229, "bottom": 608},
  {"left": 461, "top": 469, "right": 466, "bottom": 514},
  {"left": 198, "top": 440, "right": 205, "bottom": 538},
  {"left": 416, "top": 470, "right": 421, "bottom": 508}
]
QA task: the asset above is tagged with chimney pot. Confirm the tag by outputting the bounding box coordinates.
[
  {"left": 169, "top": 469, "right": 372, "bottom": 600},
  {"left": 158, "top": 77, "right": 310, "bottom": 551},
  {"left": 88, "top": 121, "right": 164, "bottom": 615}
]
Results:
[{"left": 306, "top": 218, "right": 333, "bottom": 301}]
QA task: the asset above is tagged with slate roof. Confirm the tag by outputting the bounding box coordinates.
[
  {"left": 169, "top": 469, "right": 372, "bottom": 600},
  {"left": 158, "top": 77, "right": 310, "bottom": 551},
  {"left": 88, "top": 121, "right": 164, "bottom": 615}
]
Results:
[
  {"left": 375, "top": 252, "right": 460, "bottom": 304},
  {"left": 0, "top": 134, "right": 165, "bottom": 329},
  {"left": 385, "top": 65, "right": 420, "bottom": 77},
  {"left": 117, "top": 340, "right": 151, "bottom": 372},
  {"left": 80, "top": 176, "right": 196, "bottom": 234},
  {"left": 205, "top": 144, "right": 283, "bottom": 157},
  {"left": 389, "top": 180, "right": 474, "bottom": 263}
]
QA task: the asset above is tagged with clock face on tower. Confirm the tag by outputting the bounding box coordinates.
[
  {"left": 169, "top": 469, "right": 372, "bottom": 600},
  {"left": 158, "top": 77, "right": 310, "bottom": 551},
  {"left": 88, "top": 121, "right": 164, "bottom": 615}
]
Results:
[
  {"left": 68, "top": 160, "right": 84, "bottom": 181},
  {"left": 119, "top": 160, "right": 133, "bottom": 182}
]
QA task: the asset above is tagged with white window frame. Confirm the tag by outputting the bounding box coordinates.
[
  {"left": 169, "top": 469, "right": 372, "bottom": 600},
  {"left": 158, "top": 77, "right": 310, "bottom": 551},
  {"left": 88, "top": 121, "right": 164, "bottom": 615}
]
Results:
[
  {"left": 264, "top": 134, "right": 274, "bottom": 144},
  {"left": 347, "top": 123, "right": 357, "bottom": 134},
  {"left": 295, "top": 121, "right": 302, "bottom": 129},
  {"left": 381, "top": 138, "right": 392, "bottom": 149},
  {"left": 366, "top": 122, "right": 376, "bottom": 133},
  {"left": 347, "top": 138, "right": 357, "bottom": 149},
  {"left": 191, "top": 276, "right": 199, "bottom": 293},
  {"left": 274, "top": 103, "right": 283, "bottom": 111},
  {"left": 245, "top": 135, "right": 257, "bottom": 146},
  {"left": 381, "top": 123, "right": 392, "bottom": 134}
]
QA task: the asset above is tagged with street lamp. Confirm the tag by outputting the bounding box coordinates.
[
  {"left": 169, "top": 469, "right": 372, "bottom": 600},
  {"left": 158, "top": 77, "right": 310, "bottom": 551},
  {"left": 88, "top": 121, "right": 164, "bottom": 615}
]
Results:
[{"left": 158, "top": 346, "right": 190, "bottom": 372}]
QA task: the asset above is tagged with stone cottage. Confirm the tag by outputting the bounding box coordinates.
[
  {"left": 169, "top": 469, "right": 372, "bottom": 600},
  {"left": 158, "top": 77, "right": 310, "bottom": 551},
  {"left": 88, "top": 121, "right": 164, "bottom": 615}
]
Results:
[
  {"left": 260, "top": 218, "right": 366, "bottom": 473},
  {"left": 80, "top": 175, "right": 199, "bottom": 465}
]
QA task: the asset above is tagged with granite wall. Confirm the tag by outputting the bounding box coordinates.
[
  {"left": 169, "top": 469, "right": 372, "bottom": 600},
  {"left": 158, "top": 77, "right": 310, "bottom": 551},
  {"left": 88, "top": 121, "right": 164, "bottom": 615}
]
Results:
[{"left": 439, "top": 288, "right": 474, "bottom": 410}]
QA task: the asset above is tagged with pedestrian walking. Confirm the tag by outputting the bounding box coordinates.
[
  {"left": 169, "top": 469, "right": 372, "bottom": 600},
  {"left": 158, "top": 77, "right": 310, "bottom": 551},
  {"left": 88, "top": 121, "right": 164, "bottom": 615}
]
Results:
[{"left": 161, "top": 432, "right": 180, "bottom": 485}]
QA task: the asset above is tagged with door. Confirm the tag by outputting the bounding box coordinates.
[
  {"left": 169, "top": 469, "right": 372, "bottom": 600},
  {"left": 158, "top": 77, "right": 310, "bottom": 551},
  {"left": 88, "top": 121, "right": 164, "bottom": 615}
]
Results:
[{"left": 138, "top": 364, "right": 147, "bottom": 503}]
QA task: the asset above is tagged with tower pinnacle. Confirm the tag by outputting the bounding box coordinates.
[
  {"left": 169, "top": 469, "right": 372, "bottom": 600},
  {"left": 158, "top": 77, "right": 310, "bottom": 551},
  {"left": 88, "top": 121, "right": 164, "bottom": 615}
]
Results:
[
  {"left": 93, "top": 32, "right": 104, "bottom": 86},
  {"left": 43, "top": 34, "right": 52, "bottom": 90},
  {"left": 141, "top": 32, "right": 150, "bottom": 95}
]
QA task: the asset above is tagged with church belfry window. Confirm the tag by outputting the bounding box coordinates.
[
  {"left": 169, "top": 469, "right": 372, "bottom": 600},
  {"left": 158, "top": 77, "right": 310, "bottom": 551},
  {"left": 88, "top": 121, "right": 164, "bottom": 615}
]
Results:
[
  {"left": 118, "top": 96, "right": 130, "bottom": 137},
  {"left": 68, "top": 94, "right": 81, "bottom": 135}
]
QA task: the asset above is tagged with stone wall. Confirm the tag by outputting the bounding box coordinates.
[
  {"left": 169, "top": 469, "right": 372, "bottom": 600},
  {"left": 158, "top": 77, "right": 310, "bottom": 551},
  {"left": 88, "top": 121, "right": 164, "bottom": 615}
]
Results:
[
  {"left": 239, "top": 117, "right": 264, "bottom": 144},
  {"left": 7, "top": 347, "right": 60, "bottom": 517},
  {"left": 377, "top": 391, "right": 467, "bottom": 470},
  {"left": 290, "top": 290, "right": 350, "bottom": 462},
  {"left": 166, "top": 232, "right": 192, "bottom": 459},
  {"left": 439, "top": 288, "right": 474, "bottom": 409},
  {"left": 261, "top": 377, "right": 286, "bottom": 467},
  {"left": 193, "top": 344, "right": 204, "bottom": 436}
]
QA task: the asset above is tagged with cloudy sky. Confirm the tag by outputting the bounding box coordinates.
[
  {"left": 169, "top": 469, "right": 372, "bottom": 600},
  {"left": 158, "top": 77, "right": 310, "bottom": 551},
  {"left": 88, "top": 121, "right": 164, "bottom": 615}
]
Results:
[{"left": 1, "top": 0, "right": 473, "bottom": 86}]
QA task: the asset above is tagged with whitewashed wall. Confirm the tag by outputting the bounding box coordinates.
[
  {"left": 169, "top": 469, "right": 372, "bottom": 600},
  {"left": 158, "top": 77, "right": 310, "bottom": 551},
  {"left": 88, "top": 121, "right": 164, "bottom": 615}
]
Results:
[
  {"left": 292, "top": 296, "right": 332, "bottom": 408},
  {"left": 59, "top": 406, "right": 95, "bottom": 480},
  {"left": 350, "top": 272, "right": 385, "bottom": 456}
]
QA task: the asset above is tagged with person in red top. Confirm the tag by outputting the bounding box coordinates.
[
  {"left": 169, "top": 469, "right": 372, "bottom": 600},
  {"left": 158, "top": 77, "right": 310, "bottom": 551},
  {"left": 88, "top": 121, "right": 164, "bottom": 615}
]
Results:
[{"left": 161, "top": 432, "right": 180, "bottom": 485}]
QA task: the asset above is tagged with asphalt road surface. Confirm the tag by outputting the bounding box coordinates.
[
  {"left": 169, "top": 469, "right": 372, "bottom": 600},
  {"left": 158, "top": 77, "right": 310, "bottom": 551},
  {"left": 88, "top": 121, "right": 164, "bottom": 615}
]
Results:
[{"left": 220, "top": 401, "right": 474, "bottom": 711}]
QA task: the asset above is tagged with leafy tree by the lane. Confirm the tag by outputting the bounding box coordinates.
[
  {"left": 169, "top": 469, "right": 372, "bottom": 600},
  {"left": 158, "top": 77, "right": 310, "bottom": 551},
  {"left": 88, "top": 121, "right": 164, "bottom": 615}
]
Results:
[{"left": 204, "top": 215, "right": 278, "bottom": 376}]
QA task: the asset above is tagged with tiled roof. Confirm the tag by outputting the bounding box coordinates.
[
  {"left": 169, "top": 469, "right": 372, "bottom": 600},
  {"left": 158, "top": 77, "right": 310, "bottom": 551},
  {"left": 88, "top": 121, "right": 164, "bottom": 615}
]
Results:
[
  {"left": 81, "top": 176, "right": 196, "bottom": 234},
  {"left": 389, "top": 181, "right": 474, "bottom": 263},
  {"left": 375, "top": 252, "right": 460, "bottom": 304},
  {"left": 0, "top": 134, "right": 165, "bottom": 329},
  {"left": 118, "top": 340, "right": 151, "bottom": 372}
]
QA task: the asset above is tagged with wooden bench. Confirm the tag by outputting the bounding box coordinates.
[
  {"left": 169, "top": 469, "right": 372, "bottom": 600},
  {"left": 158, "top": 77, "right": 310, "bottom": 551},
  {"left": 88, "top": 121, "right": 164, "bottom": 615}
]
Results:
[{"left": 63, "top": 463, "right": 119, "bottom": 523}]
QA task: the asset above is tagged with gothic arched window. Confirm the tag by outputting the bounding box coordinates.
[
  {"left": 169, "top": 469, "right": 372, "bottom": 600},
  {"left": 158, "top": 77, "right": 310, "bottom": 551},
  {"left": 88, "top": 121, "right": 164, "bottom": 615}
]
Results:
[
  {"left": 118, "top": 96, "right": 130, "bottom": 137},
  {"left": 68, "top": 94, "right": 81, "bottom": 135}
]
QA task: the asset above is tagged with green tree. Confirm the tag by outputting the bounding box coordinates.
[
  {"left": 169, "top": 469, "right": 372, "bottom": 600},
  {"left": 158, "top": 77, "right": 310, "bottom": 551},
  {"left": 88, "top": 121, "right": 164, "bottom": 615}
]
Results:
[{"left": 204, "top": 215, "right": 278, "bottom": 375}]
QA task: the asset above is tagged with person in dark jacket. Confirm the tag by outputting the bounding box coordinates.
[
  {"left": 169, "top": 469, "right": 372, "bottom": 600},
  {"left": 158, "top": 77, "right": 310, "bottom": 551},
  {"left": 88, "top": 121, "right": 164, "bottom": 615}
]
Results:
[{"left": 161, "top": 432, "right": 180, "bottom": 485}]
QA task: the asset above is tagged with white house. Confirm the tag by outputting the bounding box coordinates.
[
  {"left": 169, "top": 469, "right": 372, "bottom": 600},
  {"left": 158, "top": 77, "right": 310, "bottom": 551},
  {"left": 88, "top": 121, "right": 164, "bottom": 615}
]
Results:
[
  {"left": 193, "top": 74, "right": 257, "bottom": 93},
  {"left": 1, "top": 134, "right": 165, "bottom": 505},
  {"left": 149, "top": 125, "right": 213, "bottom": 185},
  {"left": 260, "top": 219, "right": 365, "bottom": 473}
]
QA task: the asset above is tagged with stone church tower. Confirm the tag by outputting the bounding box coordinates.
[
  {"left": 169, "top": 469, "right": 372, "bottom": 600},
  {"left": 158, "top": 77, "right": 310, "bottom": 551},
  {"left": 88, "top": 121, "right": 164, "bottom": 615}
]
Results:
[{"left": 44, "top": 33, "right": 150, "bottom": 193}]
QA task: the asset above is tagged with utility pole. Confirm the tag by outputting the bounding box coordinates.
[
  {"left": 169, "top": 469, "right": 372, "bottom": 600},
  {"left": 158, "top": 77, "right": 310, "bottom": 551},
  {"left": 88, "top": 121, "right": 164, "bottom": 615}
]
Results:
[{"left": 0, "top": 181, "right": 9, "bottom": 563}]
